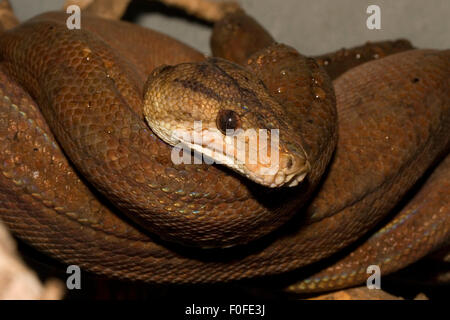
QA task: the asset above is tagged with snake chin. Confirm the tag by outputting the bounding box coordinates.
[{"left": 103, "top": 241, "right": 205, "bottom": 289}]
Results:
[
  {"left": 144, "top": 121, "right": 310, "bottom": 188},
  {"left": 248, "top": 157, "right": 310, "bottom": 188},
  {"left": 167, "top": 131, "right": 310, "bottom": 188}
]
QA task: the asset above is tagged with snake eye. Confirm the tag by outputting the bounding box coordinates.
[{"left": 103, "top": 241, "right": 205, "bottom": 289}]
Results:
[{"left": 216, "top": 109, "right": 241, "bottom": 135}]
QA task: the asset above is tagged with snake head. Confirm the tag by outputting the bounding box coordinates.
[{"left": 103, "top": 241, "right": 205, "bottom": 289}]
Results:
[{"left": 143, "top": 58, "right": 310, "bottom": 188}]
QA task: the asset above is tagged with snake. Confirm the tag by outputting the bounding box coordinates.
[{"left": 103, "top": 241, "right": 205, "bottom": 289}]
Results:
[{"left": 0, "top": 8, "right": 448, "bottom": 293}]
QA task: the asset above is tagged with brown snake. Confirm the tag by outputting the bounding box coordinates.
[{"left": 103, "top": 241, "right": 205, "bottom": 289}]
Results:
[{"left": 0, "top": 9, "right": 448, "bottom": 293}]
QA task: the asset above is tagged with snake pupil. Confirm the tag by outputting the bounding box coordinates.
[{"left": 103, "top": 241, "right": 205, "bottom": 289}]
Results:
[{"left": 216, "top": 109, "right": 241, "bottom": 134}]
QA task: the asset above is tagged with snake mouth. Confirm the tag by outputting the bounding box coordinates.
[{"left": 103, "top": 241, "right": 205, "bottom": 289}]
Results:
[
  {"left": 244, "top": 152, "right": 310, "bottom": 188},
  {"left": 166, "top": 127, "right": 310, "bottom": 188}
]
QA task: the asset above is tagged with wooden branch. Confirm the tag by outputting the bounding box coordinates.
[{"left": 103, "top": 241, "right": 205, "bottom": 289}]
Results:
[
  {"left": 309, "top": 286, "right": 428, "bottom": 300},
  {"left": 63, "top": 0, "right": 242, "bottom": 22},
  {"left": 160, "top": 0, "right": 241, "bottom": 22},
  {"left": 0, "top": 0, "right": 19, "bottom": 31},
  {"left": 64, "top": 0, "right": 132, "bottom": 20},
  {"left": 0, "top": 221, "right": 64, "bottom": 299}
]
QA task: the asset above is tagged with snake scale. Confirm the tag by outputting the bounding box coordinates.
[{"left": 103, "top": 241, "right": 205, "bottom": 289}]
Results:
[{"left": 0, "top": 8, "right": 448, "bottom": 293}]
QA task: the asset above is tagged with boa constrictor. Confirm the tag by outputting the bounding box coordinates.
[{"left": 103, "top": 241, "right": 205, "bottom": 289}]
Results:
[{"left": 0, "top": 9, "right": 448, "bottom": 293}]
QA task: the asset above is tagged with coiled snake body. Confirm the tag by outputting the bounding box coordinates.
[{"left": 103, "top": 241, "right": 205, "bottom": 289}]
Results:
[{"left": 0, "top": 10, "right": 448, "bottom": 292}]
